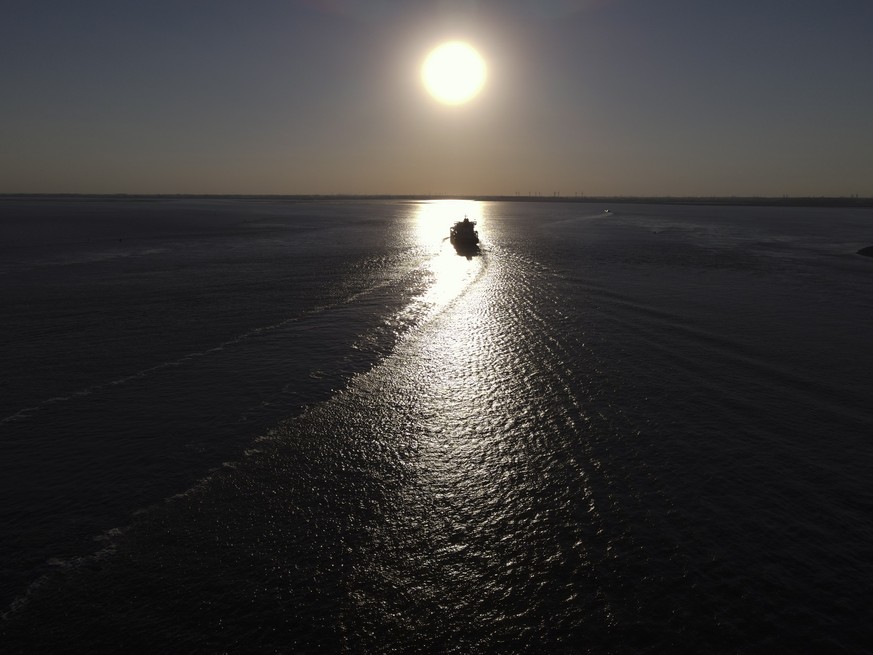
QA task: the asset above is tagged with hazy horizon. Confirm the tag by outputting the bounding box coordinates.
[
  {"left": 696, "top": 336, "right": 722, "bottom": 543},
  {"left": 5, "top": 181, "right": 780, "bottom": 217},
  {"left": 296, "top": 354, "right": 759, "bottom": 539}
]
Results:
[{"left": 3, "top": 0, "right": 873, "bottom": 197}]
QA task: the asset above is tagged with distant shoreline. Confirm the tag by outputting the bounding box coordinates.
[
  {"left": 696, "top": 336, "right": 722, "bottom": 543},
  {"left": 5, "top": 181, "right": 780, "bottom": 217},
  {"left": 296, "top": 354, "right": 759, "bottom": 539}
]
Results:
[{"left": 2, "top": 194, "right": 873, "bottom": 208}]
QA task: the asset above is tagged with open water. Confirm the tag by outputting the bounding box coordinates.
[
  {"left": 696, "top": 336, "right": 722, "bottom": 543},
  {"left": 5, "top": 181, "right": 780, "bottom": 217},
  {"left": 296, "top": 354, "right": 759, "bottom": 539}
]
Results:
[{"left": 1, "top": 197, "right": 872, "bottom": 652}]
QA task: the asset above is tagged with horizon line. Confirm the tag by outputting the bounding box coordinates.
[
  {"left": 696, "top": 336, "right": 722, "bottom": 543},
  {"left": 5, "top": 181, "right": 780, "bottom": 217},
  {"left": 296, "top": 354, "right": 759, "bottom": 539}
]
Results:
[{"left": 2, "top": 193, "right": 873, "bottom": 207}]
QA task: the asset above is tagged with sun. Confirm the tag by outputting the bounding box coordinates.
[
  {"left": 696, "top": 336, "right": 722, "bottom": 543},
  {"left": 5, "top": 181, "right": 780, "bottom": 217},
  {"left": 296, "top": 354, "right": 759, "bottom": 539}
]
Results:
[{"left": 421, "top": 41, "right": 487, "bottom": 105}]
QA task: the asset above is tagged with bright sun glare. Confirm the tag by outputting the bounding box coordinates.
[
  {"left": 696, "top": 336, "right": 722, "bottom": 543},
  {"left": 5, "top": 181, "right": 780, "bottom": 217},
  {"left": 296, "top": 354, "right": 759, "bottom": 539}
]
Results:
[{"left": 421, "top": 41, "right": 487, "bottom": 105}]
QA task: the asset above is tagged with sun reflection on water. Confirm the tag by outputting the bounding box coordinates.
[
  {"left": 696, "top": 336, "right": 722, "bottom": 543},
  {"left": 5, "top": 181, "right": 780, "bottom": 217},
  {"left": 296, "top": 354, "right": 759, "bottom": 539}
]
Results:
[
  {"left": 415, "top": 199, "right": 485, "bottom": 250},
  {"left": 409, "top": 200, "right": 487, "bottom": 315},
  {"left": 348, "top": 211, "right": 609, "bottom": 645}
]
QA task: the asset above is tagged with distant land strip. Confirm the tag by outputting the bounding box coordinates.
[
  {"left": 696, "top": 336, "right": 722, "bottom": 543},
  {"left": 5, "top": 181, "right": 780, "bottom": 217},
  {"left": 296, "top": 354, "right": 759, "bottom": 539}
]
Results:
[{"left": 2, "top": 194, "right": 873, "bottom": 208}]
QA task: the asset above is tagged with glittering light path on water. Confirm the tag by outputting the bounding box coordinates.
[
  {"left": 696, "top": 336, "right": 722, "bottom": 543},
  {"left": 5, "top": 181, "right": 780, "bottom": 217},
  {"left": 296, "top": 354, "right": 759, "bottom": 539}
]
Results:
[{"left": 337, "top": 241, "right": 621, "bottom": 650}]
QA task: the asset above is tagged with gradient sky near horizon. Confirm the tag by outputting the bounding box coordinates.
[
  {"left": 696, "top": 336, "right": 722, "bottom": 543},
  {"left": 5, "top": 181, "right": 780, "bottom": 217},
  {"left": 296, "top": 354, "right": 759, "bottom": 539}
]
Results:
[{"left": 2, "top": 0, "right": 872, "bottom": 196}]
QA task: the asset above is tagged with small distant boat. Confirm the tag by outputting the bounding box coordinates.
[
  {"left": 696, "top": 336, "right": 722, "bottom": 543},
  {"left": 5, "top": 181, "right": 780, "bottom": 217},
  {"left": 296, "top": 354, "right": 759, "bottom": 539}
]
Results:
[{"left": 450, "top": 216, "right": 479, "bottom": 250}]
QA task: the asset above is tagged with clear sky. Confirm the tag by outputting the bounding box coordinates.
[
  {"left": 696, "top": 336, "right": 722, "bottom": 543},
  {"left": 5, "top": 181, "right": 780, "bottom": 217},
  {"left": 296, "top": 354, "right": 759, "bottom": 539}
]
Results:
[{"left": 2, "top": 0, "right": 872, "bottom": 196}]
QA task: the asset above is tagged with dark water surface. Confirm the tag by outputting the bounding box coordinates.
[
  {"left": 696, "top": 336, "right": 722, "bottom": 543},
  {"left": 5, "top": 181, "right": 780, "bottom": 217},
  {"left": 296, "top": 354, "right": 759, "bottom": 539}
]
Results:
[{"left": 2, "top": 198, "right": 872, "bottom": 652}]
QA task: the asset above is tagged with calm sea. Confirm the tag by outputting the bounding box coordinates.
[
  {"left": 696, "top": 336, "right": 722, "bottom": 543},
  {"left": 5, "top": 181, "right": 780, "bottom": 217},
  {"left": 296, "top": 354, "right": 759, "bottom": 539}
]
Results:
[{"left": 1, "top": 197, "right": 872, "bottom": 652}]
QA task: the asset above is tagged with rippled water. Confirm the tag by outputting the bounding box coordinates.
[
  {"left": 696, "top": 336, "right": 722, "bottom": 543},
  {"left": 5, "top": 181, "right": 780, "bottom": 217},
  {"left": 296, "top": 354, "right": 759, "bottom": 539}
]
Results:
[{"left": 2, "top": 198, "right": 872, "bottom": 652}]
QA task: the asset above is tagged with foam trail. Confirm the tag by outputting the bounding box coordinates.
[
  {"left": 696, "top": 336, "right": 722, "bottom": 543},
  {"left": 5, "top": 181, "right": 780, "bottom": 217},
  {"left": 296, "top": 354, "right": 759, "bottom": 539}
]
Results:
[{"left": 0, "top": 273, "right": 414, "bottom": 427}]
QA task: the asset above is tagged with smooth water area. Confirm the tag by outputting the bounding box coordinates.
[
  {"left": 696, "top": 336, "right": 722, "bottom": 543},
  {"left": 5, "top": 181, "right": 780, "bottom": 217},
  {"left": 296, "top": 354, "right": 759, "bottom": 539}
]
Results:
[{"left": 1, "top": 198, "right": 872, "bottom": 652}]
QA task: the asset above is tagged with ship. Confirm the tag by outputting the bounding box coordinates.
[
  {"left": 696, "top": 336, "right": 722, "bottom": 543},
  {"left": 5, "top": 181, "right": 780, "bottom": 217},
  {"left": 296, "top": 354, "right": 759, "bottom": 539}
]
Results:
[{"left": 449, "top": 216, "right": 479, "bottom": 252}]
